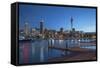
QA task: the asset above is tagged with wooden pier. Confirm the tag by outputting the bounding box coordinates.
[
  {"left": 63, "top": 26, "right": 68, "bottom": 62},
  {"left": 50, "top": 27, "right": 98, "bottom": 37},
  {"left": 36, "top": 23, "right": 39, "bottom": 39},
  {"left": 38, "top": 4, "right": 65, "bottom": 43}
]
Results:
[
  {"left": 48, "top": 45, "right": 96, "bottom": 62},
  {"left": 48, "top": 45, "right": 94, "bottom": 52}
]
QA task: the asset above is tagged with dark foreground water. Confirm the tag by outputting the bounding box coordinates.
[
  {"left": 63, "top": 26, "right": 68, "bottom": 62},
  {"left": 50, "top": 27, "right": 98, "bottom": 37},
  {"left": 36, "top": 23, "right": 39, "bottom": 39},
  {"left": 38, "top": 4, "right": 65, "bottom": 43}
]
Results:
[{"left": 19, "top": 40, "right": 96, "bottom": 64}]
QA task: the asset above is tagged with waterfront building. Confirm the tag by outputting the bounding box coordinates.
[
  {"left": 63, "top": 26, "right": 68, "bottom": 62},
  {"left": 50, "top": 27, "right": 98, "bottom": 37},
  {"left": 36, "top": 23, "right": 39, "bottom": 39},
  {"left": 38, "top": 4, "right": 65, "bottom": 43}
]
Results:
[{"left": 83, "top": 32, "right": 96, "bottom": 39}]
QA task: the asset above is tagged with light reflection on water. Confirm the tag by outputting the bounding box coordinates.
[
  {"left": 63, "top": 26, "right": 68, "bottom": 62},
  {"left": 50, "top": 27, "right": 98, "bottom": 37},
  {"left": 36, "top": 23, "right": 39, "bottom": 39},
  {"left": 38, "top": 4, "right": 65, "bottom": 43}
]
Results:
[{"left": 19, "top": 40, "right": 96, "bottom": 64}]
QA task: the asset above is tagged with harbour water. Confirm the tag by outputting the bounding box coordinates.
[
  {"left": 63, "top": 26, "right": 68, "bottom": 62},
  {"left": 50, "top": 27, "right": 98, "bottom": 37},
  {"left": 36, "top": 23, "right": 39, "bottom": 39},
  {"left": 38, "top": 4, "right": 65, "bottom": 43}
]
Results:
[{"left": 19, "top": 39, "right": 96, "bottom": 64}]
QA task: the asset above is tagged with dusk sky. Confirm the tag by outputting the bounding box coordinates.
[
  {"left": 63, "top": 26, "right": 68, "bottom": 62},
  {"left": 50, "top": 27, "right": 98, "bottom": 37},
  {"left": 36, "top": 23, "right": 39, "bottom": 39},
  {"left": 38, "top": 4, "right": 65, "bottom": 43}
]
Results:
[{"left": 19, "top": 4, "right": 96, "bottom": 32}]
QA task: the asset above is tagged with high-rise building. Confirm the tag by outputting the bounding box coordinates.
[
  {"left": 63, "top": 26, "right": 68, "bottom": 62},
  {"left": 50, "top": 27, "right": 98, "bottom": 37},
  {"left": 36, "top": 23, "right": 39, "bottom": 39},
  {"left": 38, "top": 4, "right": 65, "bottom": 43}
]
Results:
[
  {"left": 40, "top": 19, "right": 44, "bottom": 34},
  {"left": 70, "top": 17, "right": 73, "bottom": 31},
  {"left": 24, "top": 22, "right": 30, "bottom": 37},
  {"left": 60, "top": 27, "right": 63, "bottom": 33}
]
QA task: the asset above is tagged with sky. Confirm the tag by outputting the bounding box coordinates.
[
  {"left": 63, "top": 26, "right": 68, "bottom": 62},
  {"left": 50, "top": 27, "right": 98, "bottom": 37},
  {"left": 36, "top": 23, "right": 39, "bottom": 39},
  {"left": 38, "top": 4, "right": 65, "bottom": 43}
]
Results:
[{"left": 19, "top": 4, "right": 96, "bottom": 32}]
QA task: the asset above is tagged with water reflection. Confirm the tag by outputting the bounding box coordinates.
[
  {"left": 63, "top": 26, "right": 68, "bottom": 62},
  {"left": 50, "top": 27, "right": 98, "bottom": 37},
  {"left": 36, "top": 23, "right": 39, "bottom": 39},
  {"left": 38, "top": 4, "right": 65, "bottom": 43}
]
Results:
[{"left": 19, "top": 39, "right": 96, "bottom": 64}]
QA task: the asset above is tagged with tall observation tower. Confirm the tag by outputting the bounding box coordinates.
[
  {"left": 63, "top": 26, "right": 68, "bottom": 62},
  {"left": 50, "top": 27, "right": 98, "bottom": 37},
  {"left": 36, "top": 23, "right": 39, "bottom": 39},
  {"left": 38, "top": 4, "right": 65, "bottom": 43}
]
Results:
[{"left": 40, "top": 19, "right": 44, "bottom": 34}]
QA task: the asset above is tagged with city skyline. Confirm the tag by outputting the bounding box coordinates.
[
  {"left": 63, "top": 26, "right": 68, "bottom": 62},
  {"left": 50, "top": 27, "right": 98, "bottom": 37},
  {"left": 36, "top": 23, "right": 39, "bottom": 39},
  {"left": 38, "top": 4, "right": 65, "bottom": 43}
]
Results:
[
  {"left": 19, "top": 4, "right": 96, "bottom": 32},
  {"left": 17, "top": 4, "right": 96, "bottom": 64}
]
